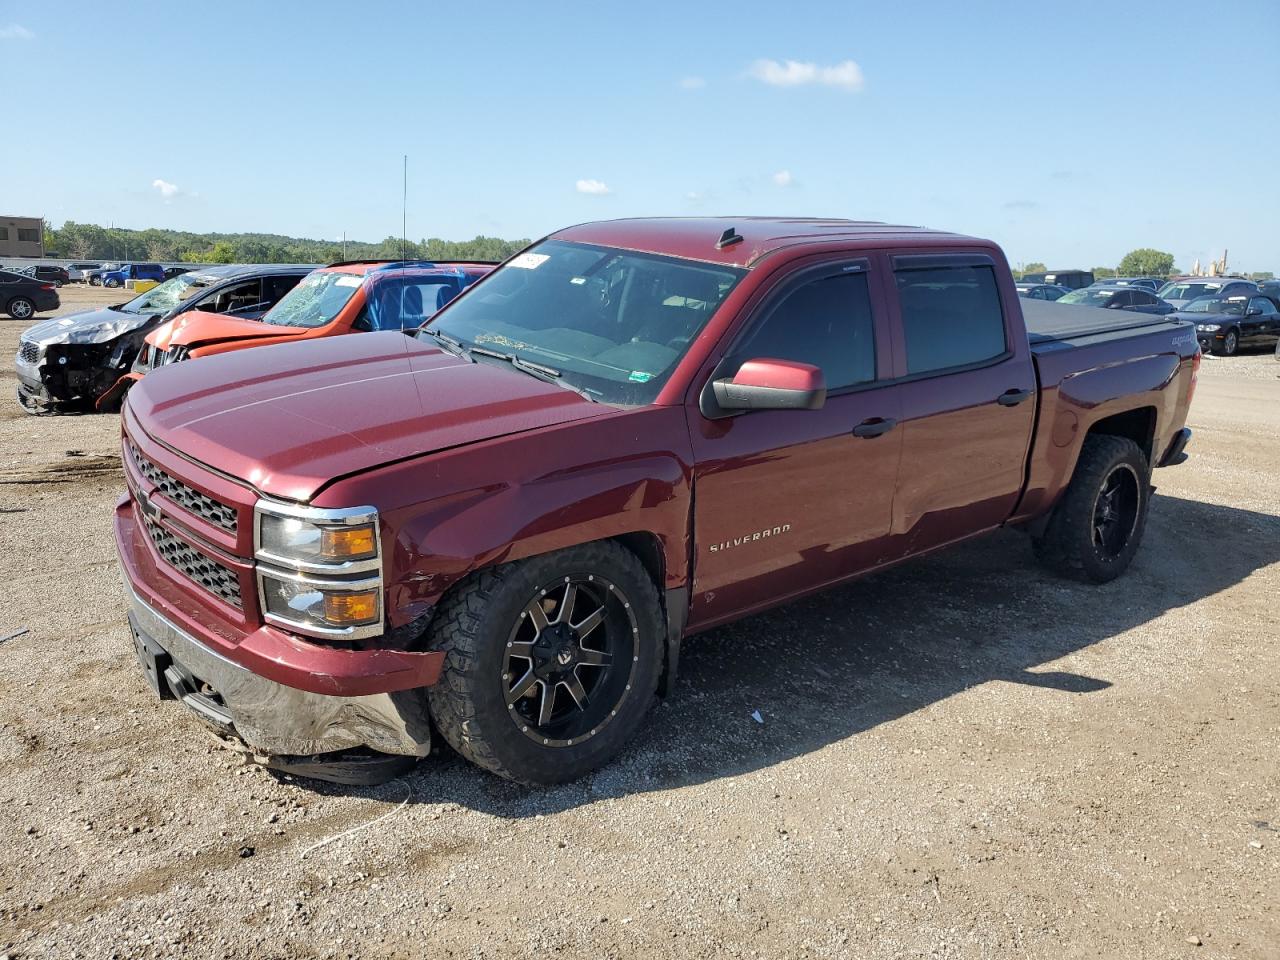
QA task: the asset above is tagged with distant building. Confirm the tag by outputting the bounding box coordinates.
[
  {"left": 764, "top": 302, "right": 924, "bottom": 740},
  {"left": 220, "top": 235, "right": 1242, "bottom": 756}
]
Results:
[{"left": 0, "top": 215, "right": 44, "bottom": 258}]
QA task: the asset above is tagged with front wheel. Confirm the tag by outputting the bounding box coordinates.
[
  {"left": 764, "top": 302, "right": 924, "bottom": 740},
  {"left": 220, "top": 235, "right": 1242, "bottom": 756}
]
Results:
[
  {"left": 89, "top": 277, "right": 101, "bottom": 286},
  {"left": 1215, "top": 328, "right": 1239, "bottom": 356},
  {"left": 427, "top": 541, "right": 664, "bottom": 784},
  {"left": 1032, "top": 434, "right": 1151, "bottom": 583},
  {"left": 6, "top": 297, "right": 35, "bottom": 320}
]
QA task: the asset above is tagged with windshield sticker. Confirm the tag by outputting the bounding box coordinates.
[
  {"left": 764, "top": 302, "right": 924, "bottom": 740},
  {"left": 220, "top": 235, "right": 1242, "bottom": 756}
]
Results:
[
  {"left": 334, "top": 276, "right": 362, "bottom": 287},
  {"left": 569, "top": 277, "right": 587, "bottom": 285},
  {"left": 628, "top": 371, "right": 654, "bottom": 383},
  {"left": 510, "top": 253, "right": 550, "bottom": 270}
]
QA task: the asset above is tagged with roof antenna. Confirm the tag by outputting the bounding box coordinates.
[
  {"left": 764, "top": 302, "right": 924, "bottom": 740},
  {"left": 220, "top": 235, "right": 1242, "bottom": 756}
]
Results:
[{"left": 716, "top": 227, "right": 744, "bottom": 250}]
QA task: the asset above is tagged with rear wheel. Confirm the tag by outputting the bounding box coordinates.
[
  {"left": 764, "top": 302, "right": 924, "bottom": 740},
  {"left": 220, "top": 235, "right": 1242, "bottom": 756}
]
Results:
[
  {"left": 1032, "top": 435, "right": 1150, "bottom": 583},
  {"left": 89, "top": 276, "right": 101, "bottom": 286},
  {"left": 104, "top": 277, "right": 121, "bottom": 289},
  {"left": 7, "top": 297, "right": 34, "bottom": 320},
  {"left": 426, "top": 541, "right": 663, "bottom": 784}
]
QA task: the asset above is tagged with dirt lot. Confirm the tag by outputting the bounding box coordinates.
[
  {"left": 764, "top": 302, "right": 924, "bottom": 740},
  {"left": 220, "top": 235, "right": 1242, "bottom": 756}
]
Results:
[{"left": 1, "top": 286, "right": 1277, "bottom": 959}]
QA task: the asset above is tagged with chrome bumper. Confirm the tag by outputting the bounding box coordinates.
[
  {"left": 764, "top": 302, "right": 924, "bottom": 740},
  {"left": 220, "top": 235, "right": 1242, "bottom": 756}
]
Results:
[{"left": 124, "top": 585, "right": 431, "bottom": 759}]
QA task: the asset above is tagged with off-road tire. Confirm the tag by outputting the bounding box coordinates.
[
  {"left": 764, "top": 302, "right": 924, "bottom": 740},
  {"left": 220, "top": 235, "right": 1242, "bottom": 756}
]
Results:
[
  {"left": 1032, "top": 434, "right": 1151, "bottom": 583},
  {"left": 7, "top": 297, "right": 35, "bottom": 320},
  {"left": 426, "top": 541, "right": 664, "bottom": 785}
]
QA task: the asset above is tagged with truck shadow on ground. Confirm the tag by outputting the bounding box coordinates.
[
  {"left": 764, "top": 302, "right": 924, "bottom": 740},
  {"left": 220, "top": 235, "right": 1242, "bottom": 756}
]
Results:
[{"left": 323, "top": 493, "right": 1279, "bottom": 815}]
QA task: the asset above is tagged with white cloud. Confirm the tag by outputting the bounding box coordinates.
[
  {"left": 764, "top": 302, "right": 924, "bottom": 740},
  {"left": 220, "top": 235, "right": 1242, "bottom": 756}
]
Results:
[
  {"left": 576, "top": 179, "right": 611, "bottom": 196},
  {"left": 0, "top": 24, "right": 34, "bottom": 40},
  {"left": 772, "top": 170, "right": 794, "bottom": 187},
  {"left": 749, "top": 58, "right": 864, "bottom": 92},
  {"left": 679, "top": 76, "right": 706, "bottom": 90},
  {"left": 151, "top": 178, "right": 180, "bottom": 201}
]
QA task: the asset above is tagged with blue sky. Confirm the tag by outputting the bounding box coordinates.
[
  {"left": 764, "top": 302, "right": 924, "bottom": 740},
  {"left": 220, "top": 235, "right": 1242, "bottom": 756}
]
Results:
[{"left": 3, "top": 0, "right": 1277, "bottom": 271}]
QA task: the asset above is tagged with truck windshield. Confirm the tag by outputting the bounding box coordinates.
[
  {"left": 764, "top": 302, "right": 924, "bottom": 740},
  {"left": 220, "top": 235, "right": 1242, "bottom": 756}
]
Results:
[
  {"left": 424, "top": 240, "right": 746, "bottom": 406},
  {"left": 118, "top": 272, "right": 212, "bottom": 314},
  {"left": 261, "top": 270, "right": 361, "bottom": 327}
]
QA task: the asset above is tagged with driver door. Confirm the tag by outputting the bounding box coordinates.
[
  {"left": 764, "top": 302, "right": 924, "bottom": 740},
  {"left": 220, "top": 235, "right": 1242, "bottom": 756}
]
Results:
[{"left": 687, "top": 257, "right": 902, "bottom": 630}]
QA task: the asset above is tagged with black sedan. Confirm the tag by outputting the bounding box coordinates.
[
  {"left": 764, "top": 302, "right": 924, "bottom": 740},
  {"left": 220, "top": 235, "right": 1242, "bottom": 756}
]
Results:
[
  {"left": 1057, "top": 285, "right": 1175, "bottom": 315},
  {"left": 0, "top": 268, "right": 60, "bottom": 320},
  {"left": 1177, "top": 294, "right": 1280, "bottom": 356},
  {"left": 15, "top": 263, "right": 314, "bottom": 413}
]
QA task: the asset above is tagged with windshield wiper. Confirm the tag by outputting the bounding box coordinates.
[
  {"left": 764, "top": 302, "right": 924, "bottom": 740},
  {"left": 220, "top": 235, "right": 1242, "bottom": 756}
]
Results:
[
  {"left": 469, "top": 346, "right": 598, "bottom": 402},
  {"left": 419, "top": 327, "right": 472, "bottom": 360}
]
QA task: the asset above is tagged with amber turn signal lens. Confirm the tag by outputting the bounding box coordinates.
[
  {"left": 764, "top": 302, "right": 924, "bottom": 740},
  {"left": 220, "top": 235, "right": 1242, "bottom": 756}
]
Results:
[
  {"left": 323, "top": 590, "right": 379, "bottom": 624},
  {"left": 321, "top": 525, "right": 376, "bottom": 559}
]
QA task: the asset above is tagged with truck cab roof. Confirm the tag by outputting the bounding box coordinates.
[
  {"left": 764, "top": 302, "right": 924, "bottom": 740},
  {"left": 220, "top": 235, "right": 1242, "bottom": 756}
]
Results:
[{"left": 553, "top": 217, "right": 986, "bottom": 268}]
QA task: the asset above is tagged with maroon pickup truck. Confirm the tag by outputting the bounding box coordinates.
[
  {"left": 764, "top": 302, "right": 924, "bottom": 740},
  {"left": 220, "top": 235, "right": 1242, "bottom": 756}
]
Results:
[{"left": 114, "top": 218, "right": 1199, "bottom": 785}]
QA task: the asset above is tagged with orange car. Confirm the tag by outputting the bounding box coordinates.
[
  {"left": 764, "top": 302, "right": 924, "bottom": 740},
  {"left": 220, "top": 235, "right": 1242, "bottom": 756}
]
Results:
[{"left": 108, "top": 259, "right": 493, "bottom": 403}]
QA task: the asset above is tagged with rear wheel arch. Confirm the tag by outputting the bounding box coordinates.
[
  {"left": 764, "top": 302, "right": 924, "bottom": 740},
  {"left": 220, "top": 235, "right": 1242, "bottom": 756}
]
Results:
[{"left": 1084, "top": 406, "right": 1157, "bottom": 466}]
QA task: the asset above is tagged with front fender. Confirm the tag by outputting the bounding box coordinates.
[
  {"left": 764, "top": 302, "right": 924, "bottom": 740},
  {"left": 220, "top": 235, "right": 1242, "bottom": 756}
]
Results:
[{"left": 313, "top": 406, "right": 696, "bottom": 630}]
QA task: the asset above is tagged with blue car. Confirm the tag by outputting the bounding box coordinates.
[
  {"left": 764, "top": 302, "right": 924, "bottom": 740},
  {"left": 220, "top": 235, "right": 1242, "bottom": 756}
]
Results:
[{"left": 99, "top": 263, "right": 166, "bottom": 288}]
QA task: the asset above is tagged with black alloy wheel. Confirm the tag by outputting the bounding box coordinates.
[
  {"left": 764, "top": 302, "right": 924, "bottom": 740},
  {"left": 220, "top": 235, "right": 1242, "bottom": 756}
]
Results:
[
  {"left": 503, "top": 575, "right": 638, "bottom": 747},
  {"left": 1090, "top": 463, "right": 1141, "bottom": 561}
]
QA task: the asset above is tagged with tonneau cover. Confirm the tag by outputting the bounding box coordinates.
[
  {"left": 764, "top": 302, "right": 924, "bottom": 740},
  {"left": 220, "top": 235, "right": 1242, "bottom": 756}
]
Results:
[{"left": 1023, "top": 298, "right": 1186, "bottom": 345}]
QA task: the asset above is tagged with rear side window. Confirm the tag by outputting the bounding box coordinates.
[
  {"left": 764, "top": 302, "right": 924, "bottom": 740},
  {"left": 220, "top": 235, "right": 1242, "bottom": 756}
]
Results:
[
  {"left": 894, "top": 262, "right": 1007, "bottom": 375},
  {"left": 730, "top": 270, "right": 876, "bottom": 389}
]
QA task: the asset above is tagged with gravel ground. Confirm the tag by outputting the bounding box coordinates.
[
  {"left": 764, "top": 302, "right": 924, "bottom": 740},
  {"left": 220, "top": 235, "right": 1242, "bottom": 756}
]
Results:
[{"left": 1, "top": 287, "right": 1277, "bottom": 959}]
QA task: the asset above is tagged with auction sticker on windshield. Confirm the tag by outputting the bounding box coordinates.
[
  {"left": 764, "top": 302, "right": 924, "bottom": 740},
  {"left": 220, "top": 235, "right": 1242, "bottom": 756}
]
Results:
[
  {"left": 334, "top": 276, "right": 362, "bottom": 287},
  {"left": 510, "top": 253, "right": 550, "bottom": 270}
]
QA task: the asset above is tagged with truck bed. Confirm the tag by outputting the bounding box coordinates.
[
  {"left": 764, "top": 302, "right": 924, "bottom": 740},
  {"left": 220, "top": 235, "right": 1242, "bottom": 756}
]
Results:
[{"left": 1023, "top": 299, "right": 1190, "bottom": 351}]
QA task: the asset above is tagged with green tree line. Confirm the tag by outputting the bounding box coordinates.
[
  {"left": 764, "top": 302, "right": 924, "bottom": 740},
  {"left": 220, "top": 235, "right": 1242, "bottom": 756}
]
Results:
[{"left": 42, "top": 220, "right": 531, "bottom": 265}]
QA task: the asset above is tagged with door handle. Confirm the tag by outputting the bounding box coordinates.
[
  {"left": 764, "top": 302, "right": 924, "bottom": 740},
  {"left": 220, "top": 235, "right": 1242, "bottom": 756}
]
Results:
[
  {"left": 852, "top": 417, "right": 897, "bottom": 438},
  {"left": 997, "top": 388, "right": 1033, "bottom": 406}
]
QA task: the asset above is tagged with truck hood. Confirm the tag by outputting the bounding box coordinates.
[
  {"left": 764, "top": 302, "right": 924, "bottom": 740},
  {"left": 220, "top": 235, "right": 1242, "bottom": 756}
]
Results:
[
  {"left": 22, "top": 304, "right": 157, "bottom": 346},
  {"left": 127, "top": 332, "right": 608, "bottom": 501},
  {"left": 151, "top": 309, "right": 309, "bottom": 351}
]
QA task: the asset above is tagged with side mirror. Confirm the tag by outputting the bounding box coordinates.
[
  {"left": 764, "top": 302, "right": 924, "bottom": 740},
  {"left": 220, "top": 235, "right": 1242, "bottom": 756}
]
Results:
[
  {"left": 711, "top": 358, "right": 826, "bottom": 412},
  {"left": 1246, "top": 305, "right": 1262, "bottom": 316}
]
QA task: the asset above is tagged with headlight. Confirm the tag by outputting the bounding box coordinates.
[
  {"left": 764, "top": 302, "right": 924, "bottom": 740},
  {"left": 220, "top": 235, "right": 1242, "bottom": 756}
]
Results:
[
  {"left": 1195, "top": 323, "right": 1221, "bottom": 332},
  {"left": 254, "top": 500, "right": 383, "bottom": 639},
  {"left": 258, "top": 568, "right": 382, "bottom": 635},
  {"left": 255, "top": 502, "right": 380, "bottom": 574}
]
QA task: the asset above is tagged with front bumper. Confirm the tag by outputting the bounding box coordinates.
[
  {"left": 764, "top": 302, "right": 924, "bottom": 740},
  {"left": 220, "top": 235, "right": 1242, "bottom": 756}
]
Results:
[{"left": 124, "top": 582, "right": 432, "bottom": 759}]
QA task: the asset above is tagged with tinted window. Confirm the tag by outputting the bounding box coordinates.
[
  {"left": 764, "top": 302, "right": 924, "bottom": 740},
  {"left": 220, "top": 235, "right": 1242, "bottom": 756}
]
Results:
[
  {"left": 895, "top": 262, "right": 1007, "bottom": 374},
  {"left": 1251, "top": 297, "right": 1277, "bottom": 315},
  {"left": 730, "top": 270, "right": 876, "bottom": 389},
  {"left": 1131, "top": 291, "right": 1155, "bottom": 305}
]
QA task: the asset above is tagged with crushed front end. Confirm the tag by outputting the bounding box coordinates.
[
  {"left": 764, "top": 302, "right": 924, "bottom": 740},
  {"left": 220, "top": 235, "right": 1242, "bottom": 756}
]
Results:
[{"left": 114, "top": 405, "right": 442, "bottom": 783}]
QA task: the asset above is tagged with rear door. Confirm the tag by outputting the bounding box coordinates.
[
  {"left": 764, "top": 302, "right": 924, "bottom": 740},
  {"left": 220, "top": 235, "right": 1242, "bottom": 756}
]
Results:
[
  {"left": 687, "top": 256, "right": 902, "bottom": 628},
  {"left": 885, "top": 253, "right": 1037, "bottom": 557}
]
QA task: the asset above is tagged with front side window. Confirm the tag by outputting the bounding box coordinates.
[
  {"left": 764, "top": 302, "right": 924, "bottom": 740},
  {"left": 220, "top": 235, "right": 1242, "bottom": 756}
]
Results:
[
  {"left": 427, "top": 240, "right": 745, "bottom": 405},
  {"left": 727, "top": 270, "right": 876, "bottom": 389},
  {"left": 894, "top": 261, "right": 1007, "bottom": 375},
  {"left": 1250, "top": 297, "right": 1277, "bottom": 316},
  {"left": 201, "top": 279, "right": 265, "bottom": 315},
  {"left": 261, "top": 270, "right": 363, "bottom": 328}
]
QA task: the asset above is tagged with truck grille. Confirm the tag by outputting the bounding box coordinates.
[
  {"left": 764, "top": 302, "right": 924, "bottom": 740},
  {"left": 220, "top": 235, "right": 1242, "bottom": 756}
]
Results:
[
  {"left": 18, "top": 340, "right": 40, "bottom": 364},
  {"left": 127, "top": 441, "right": 238, "bottom": 533},
  {"left": 142, "top": 515, "right": 242, "bottom": 608}
]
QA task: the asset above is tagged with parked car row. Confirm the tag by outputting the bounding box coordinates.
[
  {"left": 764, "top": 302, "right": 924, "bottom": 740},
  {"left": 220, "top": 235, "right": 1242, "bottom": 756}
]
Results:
[
  {"left": 1015, "top": 270, "right": 1279, "bottom": 355},
  {"left": 14, "top": 259, "right": 491, "bottom": 413}
]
